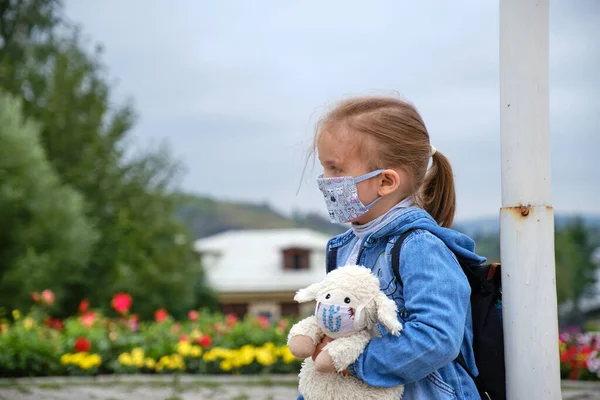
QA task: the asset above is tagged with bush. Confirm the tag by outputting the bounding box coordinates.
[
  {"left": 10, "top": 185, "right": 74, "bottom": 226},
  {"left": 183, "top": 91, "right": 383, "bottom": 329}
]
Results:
[{"left": 0, "top": 291, "right": 301, "bottom": 377}]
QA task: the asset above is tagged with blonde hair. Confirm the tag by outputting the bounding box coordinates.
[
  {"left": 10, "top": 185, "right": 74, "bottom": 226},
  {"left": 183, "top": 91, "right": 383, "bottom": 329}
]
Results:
[{"left": 310, "top": 96, "right": 456, "bottom": 228}]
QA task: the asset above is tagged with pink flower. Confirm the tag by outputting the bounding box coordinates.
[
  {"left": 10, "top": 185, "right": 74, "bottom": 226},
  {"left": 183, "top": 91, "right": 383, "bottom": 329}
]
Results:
[
  {"left": 80, "top": 312, "right": 96, "bottom": 329},
  {"left": 188, "top": 310, "right": 199, "bottom": 321},
  {"left": 41, "top": 289, "right": 55, "bottom": 306},
  {"left": 226, "top": 313, "right": 238, "bottom": 327}
]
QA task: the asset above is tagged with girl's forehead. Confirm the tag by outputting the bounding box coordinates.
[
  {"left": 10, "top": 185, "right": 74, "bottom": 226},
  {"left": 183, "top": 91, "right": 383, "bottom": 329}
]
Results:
[
  {"left": 318, "top": 129, "right": 361, "bottom": 159},
  {"left": 318, "top": 129, "right": 372, "bottom": 170}
]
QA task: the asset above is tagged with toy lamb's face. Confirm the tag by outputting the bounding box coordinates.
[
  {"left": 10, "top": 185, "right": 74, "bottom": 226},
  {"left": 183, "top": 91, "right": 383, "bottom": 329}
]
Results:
[
  {"left": 294, "top": 265, "right": 403, "bottom": 339},
  {"left": 314, "top": 289, "right": 371, "bottom": 338}
]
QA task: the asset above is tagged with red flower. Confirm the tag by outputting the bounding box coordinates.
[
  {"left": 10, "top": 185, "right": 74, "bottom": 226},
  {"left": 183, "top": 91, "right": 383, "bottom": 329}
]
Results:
[
  {"left": 41, "top": 289, "right": 55, "bottom": 306},
  {"left": 154, "top": 308, "right": 168, "bottom": 323},
  {"left": 197, "top": 334, "right": 212, "bottom": 348},
  {"left": 78, "top": 299, "right": 89, "bottom": 314},
  {"left": 179, "top": 334, "right": 189, "bottom": 343},
  {"left": 44, "top": 317, "right": 63, "bottom": 331},
  {"left": 80, "top": 312, "right": 96, "bottom": 329},
  {"left": 74, "top": 337, "right": 91, "bottom": 353},
  {"left": 111, "top": 293, "right": 132, "bottom": 314},
  {"left": 31, "top": 292, "right": 40, "bottom": 302},
  {"left": 226, "top": 313, "right": 238, "bottom": 327},
  {"left": 257, "top": 315, "right": 270, "bottom": 329},
  {"left": 171, "top": 322, "right": 181, "bottom": 333},
  {"left": 188, "top": 310, "right": 199, "bottom": 321}
]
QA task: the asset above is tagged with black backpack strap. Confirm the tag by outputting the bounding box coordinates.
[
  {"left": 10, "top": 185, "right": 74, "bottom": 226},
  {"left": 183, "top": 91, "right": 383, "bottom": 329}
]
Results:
[
  {"left": 326, "top": 245, "right": 338, "bottom": 273},
  {"left": 391, "top": 229, "right": 494, "bottom": 399},
  {"left": 457, "top": 353, "right": 493, "bottom": 400},
  {"left": 391, "top": 229, "right": 416, "bottom": 287}
]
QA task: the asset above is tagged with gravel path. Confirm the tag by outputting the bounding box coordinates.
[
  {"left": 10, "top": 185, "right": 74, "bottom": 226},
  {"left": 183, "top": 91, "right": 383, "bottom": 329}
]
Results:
[{"left": 0, "top": 375, "right": 598, "bottom": 399}]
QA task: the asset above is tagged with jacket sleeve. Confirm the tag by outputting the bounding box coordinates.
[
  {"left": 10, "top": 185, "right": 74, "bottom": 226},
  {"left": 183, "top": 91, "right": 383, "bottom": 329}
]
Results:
[{"left": 348, "top": 230, "right": 471, "bottom": 387}]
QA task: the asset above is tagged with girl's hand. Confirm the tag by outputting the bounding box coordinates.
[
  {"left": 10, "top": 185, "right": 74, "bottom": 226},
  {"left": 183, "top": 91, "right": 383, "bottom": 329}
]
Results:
[
  {"left": 311, "top": 335, "right": 334, "bottom": 362},
  {"left": 311, "top": 336, "right": 351, "bottom": 375}
]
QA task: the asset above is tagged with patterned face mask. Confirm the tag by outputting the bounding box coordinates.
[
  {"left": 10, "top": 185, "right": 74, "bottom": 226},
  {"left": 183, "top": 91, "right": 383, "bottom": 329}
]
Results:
[
  {"left": 315, "top": 299, "right": 369, "bottom": 337},
  {"left": 316, "top": 169, "right": 384, "bottom": 224}
]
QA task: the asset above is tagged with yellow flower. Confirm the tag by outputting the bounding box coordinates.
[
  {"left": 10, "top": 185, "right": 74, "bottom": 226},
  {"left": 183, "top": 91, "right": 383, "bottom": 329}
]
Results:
[
  {"left": 190, "top": 345, "right": 202, "bottom": 358},
  {"left": 203, "top": 350, "right": 218, "bottom": 362},
  {"left": 191, "top": 329, "right": 201, "bottom": 339},
  {"left": 255, "top": 348, "right": 276, "bottom": 366},
  {"left": 131, "top": 348, "right": 144, "bottom": 360},
  {"left": 23, "top": 317, "right": 35, "bottom": 330},
  {"left": 88, "top": 354, "right": 102, "bottom": 368},
  {"left": 155, "top": 364, "right": 164, "bottom": 372},
  {"left": 177, "top": 340, "right": 192, "bottom": 357},
  {"left": 220, "top": 359, "right": 232, "bottom": 371},
  {"left": 80, "top": 358, "right": 93, "bottom": 370},
  {"left": 145, "top": 358, "right": 156, "bottom": 369},
  {"left": 279, "top": 346, "right": 297, "bottom": 364},
  {"left": 60, "top": 353, "right": 72, "bottom": 365},
  {"left": 118, "top": 352, "right": 133, "bottom": 366},
  {"left": 71, "top": 352, "right": 86, "bottom": 365},
  {"left": 12, "top": 310, "right": 20, "bottom": 320}
]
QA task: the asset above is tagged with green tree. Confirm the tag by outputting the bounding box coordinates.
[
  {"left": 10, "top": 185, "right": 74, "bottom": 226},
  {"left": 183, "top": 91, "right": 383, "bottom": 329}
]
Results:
[
  {"left": 554, "top": 217, "right": 599, "bottom": 316},
  {"left": 0, "top": 90, "right": 98, "bottom": 312},
  {"left": 0, "top": 0, "right": 217, "bottom": 318}
]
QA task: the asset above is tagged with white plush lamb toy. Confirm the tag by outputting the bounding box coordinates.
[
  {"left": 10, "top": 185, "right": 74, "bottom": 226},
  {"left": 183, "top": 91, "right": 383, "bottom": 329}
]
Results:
[{"left": 287, "top": 265, "right": 404, "bottom": 400}]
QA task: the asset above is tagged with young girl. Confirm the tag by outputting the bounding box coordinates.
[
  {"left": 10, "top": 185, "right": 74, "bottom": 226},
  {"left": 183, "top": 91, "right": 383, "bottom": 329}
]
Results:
[{"left": 299, "top": 96, "right": 486, "bottom": 400}]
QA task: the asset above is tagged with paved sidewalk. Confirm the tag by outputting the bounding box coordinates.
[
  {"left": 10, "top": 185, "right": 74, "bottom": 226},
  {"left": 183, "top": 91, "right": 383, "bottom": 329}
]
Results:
[{"left": 0, "top": 375, "right": 598, "bottom": 399}]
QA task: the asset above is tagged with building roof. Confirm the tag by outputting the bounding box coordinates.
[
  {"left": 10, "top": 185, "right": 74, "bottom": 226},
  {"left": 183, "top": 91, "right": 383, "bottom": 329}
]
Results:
[{"left": 193, "top": 229, "right": 333, "bottom": 293}]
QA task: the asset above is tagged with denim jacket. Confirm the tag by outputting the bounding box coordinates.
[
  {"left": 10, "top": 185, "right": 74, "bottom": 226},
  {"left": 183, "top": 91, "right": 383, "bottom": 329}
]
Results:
[{"left": 297, "top": 207, "right": 486, "bottom": 400}]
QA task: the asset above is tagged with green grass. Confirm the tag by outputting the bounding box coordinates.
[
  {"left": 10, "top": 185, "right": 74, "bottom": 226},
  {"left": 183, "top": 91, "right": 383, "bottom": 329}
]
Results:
[{"left": 38, "top": 382, "right": 62, "bottom": 389}]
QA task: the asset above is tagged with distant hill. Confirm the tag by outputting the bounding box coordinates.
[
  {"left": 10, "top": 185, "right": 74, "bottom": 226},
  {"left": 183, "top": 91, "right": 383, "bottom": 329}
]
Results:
[
  {"left": 175, "top": 193, "right": 600, "bottom": 244},
  {"left": 175, "top": 194, "right": 346, "bottom": 239},
  {"left": 454, "top": 214, "right": 600, "bottom": 237}
]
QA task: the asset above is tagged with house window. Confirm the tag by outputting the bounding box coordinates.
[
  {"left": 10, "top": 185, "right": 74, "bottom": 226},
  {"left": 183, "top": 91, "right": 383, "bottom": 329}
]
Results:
[
  {"left": 221, "top": 303, "right": 248, "bottom": 318},
  {"left": 281, "top": 302, "right": 300, "bottom": 317},
  {"left": 282, "top": 248, "right": 310, "bottom": 270}
]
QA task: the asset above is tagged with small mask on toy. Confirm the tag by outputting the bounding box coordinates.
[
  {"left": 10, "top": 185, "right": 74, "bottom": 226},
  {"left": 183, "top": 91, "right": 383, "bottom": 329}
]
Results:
[{"left": 315, "top": 294, "right": 373, "bottom": 336}]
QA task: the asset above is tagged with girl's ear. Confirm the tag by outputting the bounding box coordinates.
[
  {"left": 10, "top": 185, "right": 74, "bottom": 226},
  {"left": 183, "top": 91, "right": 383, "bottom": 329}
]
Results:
[
  {"left": 294, "top": 282, "right": 325, "bottom": 303},
  {"left": 374, "top": 292, "right": 403, "bottom": 336}
]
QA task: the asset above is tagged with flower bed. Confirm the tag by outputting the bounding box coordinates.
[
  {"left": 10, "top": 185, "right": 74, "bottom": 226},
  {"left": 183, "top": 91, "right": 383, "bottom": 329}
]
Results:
[
  {"left": 560, "top": 328, "right": 600, "bottom": 381},
  {"left": 0, "top": 291, "right": 301, "bottom": 377},
  {"left": 1, "top": 290, "right": 599, "bottom": 381}
]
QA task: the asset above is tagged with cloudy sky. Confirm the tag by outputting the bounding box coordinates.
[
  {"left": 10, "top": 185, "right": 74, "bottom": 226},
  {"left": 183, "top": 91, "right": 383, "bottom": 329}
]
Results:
[{"left": 63, "top": 0, "right": 599, "bottom": 222}]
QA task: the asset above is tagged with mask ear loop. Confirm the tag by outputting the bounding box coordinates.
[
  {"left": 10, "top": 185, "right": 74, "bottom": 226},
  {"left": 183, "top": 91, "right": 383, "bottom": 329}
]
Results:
[
  {"left": 353, "top": 169, "right": 385, "bottom": 210},
  {"left": 353, "top": 169, "right": 385, "bottom": 184},
  {"left": 354, "top": 294, "right": 378, "bottom": 331}
]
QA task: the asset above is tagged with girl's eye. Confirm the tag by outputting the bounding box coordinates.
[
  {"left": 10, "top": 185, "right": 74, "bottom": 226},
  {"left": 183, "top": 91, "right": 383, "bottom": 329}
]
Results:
[
  {"left": 344, "top": 297, "right": 351, "bottom": 304},
  {"left": 325, "top": 294, "right": 331, "bottom": 299}
]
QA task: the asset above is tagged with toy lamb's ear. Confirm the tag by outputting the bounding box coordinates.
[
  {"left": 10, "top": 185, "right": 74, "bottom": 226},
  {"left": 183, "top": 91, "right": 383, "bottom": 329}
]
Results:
[
  {"left": 374, "top": 292, "right": 403, "bottom": 336},
  {"left": 294, "top": 281, "right": 325, "bottom": 303}
]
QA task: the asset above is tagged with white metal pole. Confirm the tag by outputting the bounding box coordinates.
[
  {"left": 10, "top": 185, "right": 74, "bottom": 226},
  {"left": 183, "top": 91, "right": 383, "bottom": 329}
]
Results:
[{"left": 499, "top": 0, "right": 561, "bottom": 398}]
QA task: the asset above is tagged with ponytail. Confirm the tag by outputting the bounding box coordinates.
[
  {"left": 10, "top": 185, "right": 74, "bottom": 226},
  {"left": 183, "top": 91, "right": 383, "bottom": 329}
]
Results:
[{"left": 418, "top": 150, "right": 456, "bottom": 228}]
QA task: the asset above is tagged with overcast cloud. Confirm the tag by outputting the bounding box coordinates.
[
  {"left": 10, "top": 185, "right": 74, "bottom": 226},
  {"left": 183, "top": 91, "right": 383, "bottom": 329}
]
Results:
[{"left": 63, "top": 0, "right": 599, "bottom": 222}]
